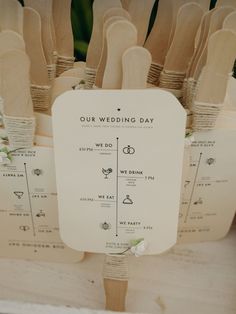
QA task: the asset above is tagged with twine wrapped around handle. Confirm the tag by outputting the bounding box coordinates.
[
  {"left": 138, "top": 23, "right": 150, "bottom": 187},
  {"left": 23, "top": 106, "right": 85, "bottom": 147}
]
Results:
[
  {"left": 159, "top": 69, "right": 186, "bottom": 90},
  {"left": 3, "top": 115, "right": 35, "bottom": 149},
  {"left": 47, "top": 64, "right": 56, "bottom": 82},
  {"left": 147, "top": 62, "right": 163, "bottom": 86},
  {"left": 56, "top": 55, "right": 75, "bottom": 77},
  {"left": 31, "top": 85, "right": 51, "bottom": 111},
  {"left": 192, "top": 101, "right": 223, "bottom": 131},
  {"left": 182, "top": 78, "right": 198, "bottom": 109},
  {"left": 103, "top": 254, "right": 128, "bottom": 312},
  {"left": 84, "top": 67, "right": 97, "bottom": 89},
  {"left": 159, "top": 69, "right": 186, "bottom": 102}
]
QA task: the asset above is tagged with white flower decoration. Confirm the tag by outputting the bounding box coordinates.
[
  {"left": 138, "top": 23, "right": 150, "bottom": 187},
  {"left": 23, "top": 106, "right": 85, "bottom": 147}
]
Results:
[
  {"left": 130, "top": 240, "right": 148, "bottom": 257},
  {"left": 0, "top": 151, "right": 11, "bottom": 165}
]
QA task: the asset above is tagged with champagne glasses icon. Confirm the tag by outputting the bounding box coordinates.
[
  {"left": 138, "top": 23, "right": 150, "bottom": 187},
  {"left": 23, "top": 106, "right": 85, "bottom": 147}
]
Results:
[
  {"left": 102, "top": 168, "right": 113, "bottom": 179},
  {"left": 14, "top": 191, "right": 24, "bottom": 199}
]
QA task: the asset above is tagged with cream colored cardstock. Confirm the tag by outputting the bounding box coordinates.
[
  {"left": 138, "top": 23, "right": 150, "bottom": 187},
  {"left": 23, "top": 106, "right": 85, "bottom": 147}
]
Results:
[
  {"left": 52, "top": 90, "right": 186, "bottom": 255},
  {"left": 34, "top": 135, "right": 53, "bottom": 147},
  {"left": 0, "top": 146, "right": 83, "bottom": 262},
  {"left": 178, "top": 129, "right": 236, "bottom": 243}
]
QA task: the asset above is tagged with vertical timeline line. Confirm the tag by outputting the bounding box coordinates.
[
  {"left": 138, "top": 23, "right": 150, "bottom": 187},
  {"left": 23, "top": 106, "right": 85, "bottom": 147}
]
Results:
[
  {"left": 116, "top": 137, "right": 119, "bottom": 237},
  {"left": 184, "top": 153, "right": 203, "bottom": 223},
  {"left": 24, "top": 163, "right": 36, "bottom": 236}
]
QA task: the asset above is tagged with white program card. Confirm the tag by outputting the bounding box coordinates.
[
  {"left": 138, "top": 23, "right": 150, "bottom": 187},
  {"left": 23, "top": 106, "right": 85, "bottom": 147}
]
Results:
[
  {"left": 178, "top": 129, "right": 236, "bottom": 243},
  {"left": 52, "top": 90, "right": 186, "bottom": 254},
  {"left": 0, "top": 146, "right": 84, "bottom": 262}
]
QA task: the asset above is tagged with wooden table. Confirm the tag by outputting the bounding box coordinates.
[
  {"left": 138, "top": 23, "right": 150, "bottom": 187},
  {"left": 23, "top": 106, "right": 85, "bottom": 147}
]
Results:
[{"left": 0, "top": 226, "right": 235, "bottom": 314}]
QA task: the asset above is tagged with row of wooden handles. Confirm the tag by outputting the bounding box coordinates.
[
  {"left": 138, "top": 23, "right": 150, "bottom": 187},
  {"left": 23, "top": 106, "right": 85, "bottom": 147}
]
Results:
[
  {"left": 0, "top": 0, "right": 74, "bottom": 147},
  {"left": 0, "top": 0, "right": 236, "bottom": 147}
]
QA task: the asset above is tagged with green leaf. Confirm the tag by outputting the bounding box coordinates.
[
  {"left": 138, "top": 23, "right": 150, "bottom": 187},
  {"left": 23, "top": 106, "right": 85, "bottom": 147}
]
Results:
[
  {"left": 185, "top": 131, "right": 193, "bottom": 138},
  {"left": 74, "top": 40, "right": 88, "bottom": 60},
  {"left": 0, "top": 147, "right": 9, "bottom": 154},
  {"left": 130, "top": 238, "right": 144, "bottom": 247}
]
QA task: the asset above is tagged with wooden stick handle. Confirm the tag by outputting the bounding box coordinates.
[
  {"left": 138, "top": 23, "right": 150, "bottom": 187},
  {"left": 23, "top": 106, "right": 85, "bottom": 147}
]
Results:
[
  {"left": 104, "top": 278, "right": 128, "bottom": 311},
  {"left": 103, "top": 254, "right": 128, "bottom": 312}
]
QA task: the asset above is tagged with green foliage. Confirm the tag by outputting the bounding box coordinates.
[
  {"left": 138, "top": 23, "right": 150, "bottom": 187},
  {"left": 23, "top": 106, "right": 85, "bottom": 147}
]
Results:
[
  {"left": 210, "top": 0, "right": 218, "bottom": 9},
  {"left": 148, "top": 0, "right": 158, "bottom": 36},
  {"left": 71, "top": 0, "right": 235, "bottom": 76},
  {"left": 18, "top": 0, "right": 235, "bottom": 76},
  {"left": 71, "top": 0, "right": 218, "bottom": 61},
  {"left": 71, "top": 0, "right": 93, "bottom": 61}
]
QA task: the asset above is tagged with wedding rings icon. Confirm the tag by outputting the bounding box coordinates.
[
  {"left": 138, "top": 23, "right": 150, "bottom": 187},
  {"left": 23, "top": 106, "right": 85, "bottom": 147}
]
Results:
[{"left": 123, "top": 145, "right": 135, "bottom": 155}]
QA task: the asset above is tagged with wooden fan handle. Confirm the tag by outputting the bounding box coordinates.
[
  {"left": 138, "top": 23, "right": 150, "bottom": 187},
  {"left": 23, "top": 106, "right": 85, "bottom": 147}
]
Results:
[
  {"left": 103, "top": 254, "right": 128, "bottom": 312},
  {"left": 104, "top": 278, "right": 128, "bottom": 311}
]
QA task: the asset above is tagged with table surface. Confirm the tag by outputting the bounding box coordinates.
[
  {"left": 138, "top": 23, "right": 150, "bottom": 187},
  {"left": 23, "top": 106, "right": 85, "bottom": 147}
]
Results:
[{"left": 0, "top": 226, "right": 235, "bottom": 314}]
